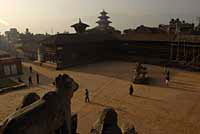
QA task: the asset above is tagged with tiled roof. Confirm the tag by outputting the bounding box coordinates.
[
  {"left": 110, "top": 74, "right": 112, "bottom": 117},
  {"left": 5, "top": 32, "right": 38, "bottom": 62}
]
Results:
[
  {"left": 41, "top": 32, "right": 118, "bottom": 46},
  {"left": 0, "top": 50, "right": 9, "bottom": 56}
]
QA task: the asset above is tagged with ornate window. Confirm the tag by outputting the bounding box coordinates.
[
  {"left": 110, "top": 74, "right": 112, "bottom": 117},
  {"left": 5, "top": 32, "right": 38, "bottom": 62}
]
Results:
[
  {"left": 11, "top": 64, "right": 17, "bottom": 75},
  {"left": 4, "top": 65, "right": 11, "bottom": 76}
]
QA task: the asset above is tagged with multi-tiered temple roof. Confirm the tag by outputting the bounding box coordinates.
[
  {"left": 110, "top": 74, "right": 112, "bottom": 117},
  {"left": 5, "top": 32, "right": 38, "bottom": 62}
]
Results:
[{"left": 96, "top": 10, "right": 112, "bottom": 30}]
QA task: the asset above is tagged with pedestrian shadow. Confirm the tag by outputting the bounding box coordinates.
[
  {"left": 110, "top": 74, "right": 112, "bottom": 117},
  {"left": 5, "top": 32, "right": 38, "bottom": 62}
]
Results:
[
  {"left": 172, "top": 81, "right": 199, "bottom": 87},
  {"left": 132, "top": 95, "right": 166, "bottom": 103},
  {"left": 145, "top": 77, "right": 165, "bottom": 88},
  {"left": 145, "top": 77, "right": 200, "bottom": 93},
  {"left": 168, "top": 85, "right": 200, "bottom": 93}
]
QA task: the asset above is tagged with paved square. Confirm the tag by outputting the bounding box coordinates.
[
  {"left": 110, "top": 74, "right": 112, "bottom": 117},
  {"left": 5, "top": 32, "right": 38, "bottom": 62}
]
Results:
[{"left": 1, "top": 61, "right": 200, "bottom": 134}]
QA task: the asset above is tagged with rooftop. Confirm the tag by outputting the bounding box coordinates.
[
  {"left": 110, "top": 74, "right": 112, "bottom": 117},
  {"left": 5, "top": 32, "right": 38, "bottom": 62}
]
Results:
[
  {"left": 71, "top": 19, "right": 89, "bottom": 29},
  {"left": 41, "top": 32, "right": 119, "bottom": 46},
  {"left": 71, "top": 19, "right": 90, "bottom": 33},
  {"left": 0, "top": 50, "right": 9, "bottom": 56}
]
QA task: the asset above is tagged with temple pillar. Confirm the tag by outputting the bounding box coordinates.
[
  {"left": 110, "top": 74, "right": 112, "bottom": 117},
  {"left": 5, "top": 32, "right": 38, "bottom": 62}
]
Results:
[
  {"left": 183, "top": 44, "right": 186, "bottom": 59},
  {"left": 37, "top": 47, "right": 45, "bottom": 63},
  {"left": 56, "top": 46, "right": 64, "bottom": 70},
  {"left": 170, "top": 44, "right": 173, "bottom": 61},
  {"left": 176, "top": 44, "right": 180, "bottom": 61},
  {"left": 192, "top": 47, "right": 196, "bottom": 63},
  {"left": 198, "top": 47, "right": 200, "bottom": 64}
]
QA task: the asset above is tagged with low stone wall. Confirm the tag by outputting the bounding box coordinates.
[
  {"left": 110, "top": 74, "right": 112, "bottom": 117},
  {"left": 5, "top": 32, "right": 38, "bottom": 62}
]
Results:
[{"left": 0, "top": 81, "right": 27, "bottom": 94}]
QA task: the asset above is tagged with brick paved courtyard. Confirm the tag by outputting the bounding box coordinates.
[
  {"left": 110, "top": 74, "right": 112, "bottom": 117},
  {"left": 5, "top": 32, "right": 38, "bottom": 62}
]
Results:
[{"left": 1, "top": 61, "right": 200, "bottom": 134}]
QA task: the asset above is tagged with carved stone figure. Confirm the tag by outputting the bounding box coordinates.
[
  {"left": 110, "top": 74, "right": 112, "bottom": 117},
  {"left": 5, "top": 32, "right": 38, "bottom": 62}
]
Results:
[
  {"left": 90, "top": 108, "right": 122, "bottom": 134},
  {"left": 16, "top": 92, "right": 40, "bottom": 110},
  {"left": 122, "top": 123, "right": 137, "bottom": 134},
  {"left": 133, "top": 62, "right": 149, "bottom": 84},
  {"left": 0, "top": 74, "right": 79, "bottom": 134}
]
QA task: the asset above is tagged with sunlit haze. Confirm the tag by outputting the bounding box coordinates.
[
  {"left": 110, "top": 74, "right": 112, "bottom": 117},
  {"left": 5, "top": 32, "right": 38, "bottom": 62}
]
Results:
[{"left": 0, "top": 0, "right": 200, "bottom": 34}]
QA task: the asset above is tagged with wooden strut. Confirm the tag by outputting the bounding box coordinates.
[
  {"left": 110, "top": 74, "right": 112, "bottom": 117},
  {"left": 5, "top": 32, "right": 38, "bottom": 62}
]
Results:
[
  {"left": 176, "top": 43, "right": 180, "bottom": 61},
  {"left": 186, "top": 45, "right": 188, "bottom": 63},
  {"left": 170, "top": 44, "right": 173, "bottom": 61},
  {"left": 197, "top": 47, "right": 200, "bottom": 64},
  {"left": 198, "top": 48, "right": 200, "bottom": 64},
  {"left": 171, "top": 41, "right": 200, "bottom": 66},
  {"left": 183, "top": 41, "right": 186, "bottom": 57},
  {"left": 192, "top": 47, "right": 196, "bottom": 64}
]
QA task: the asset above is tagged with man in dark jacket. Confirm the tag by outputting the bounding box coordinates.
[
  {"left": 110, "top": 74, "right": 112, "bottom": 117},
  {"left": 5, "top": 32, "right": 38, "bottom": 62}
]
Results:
[
  {"left": 36, "top": 73, "right": 40, "bottom": 84},
  {"left": 129, "top": 85, "right": 134, "bottom": 96},
  {"left": 85, "top": 89, "right": 90, "bottom": 103}
]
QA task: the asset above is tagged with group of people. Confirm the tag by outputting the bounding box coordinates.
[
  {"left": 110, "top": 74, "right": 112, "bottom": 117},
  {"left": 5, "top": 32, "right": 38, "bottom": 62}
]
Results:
[
  {"left": 28, "top": 66, "right": 40, "bottom": 87},
  {"left": 165, "top": 70, "right": 170, "bottom": 86}
]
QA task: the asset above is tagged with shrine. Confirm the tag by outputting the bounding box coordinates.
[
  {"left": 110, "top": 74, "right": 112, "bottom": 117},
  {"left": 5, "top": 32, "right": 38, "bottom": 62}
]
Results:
[
  {"left": 71, "top": 18, "right": 89, "bottom": 33},
  {"left": 132, "top": 63, "right": 149, "bottom": 84},
  {"left": 88, "top": 10, "right": 121, "bottom": 34},
  {"left": 96, "top": 10, "right": 112, "bottom": 30}
]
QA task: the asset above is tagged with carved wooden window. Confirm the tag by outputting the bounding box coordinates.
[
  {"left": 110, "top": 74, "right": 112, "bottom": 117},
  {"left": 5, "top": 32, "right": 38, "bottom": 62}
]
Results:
[
  {"left": 4, "top": 65, "right": 11, "bottom": 76},
  {"left": 11, "top": 64, "right": 18, "bottom": 75}
]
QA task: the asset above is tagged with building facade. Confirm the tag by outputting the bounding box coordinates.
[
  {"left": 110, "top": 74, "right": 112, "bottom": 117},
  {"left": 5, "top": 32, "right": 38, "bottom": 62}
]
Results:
[
  {"left": 38, "top": 33, "right": 118, "bottom": 69},
  {"left": 0, "top": 51, "right": 22, "bottom": 78}
]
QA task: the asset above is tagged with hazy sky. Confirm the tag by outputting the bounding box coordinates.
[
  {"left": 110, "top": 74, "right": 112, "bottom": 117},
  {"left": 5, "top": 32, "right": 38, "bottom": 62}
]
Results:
[{"left": 0, "top": 0, "right": 200, "bottom": 34}]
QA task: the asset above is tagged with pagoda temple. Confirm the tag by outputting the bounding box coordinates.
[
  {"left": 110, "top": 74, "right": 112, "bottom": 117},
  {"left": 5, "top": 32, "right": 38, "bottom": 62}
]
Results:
[
  {"left": 71, "top": 18, "right": 89, "bottom": 34},
  {"left": 96, "top": 10, "right": 114, "bottom": 30}
]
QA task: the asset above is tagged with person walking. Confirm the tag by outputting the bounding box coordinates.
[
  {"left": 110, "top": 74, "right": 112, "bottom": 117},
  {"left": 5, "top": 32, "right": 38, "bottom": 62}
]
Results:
[
  {"left": 36, "top": 73, "right": 40, "bottom": 84},
  {"left": 85, "top": 89, "right": 90, "bottom": 103},
  {"left": 29, "top": 66, "right": 33, "bottom": 73},
  {"left": 165, "top": 74, "right": 170, "bottom": 86},
  {"left": 28, "top": 76, "right": 33, "bottom": 87},
  {"left": 129, "top": 85, "right": 134, "bottom": 95},
  {"left": 167, "top": 70, "right": 170, "bottom": 81}
]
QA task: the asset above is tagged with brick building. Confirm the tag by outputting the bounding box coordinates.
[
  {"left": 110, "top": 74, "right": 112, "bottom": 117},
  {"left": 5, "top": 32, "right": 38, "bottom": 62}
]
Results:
[
  {"left": 0, "top": 50, "right": 22, "bottom": 78},
  {"left": 38, "top": 32, "right": 118, "bottom": 69}
]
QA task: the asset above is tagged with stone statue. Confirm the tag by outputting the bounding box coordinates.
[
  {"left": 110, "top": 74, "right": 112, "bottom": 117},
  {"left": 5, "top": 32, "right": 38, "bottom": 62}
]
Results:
[
  {"left": 133, "top": 62, "right": 149, "bottom": 84},
  {"left": 0, "top": 74, "right": 79, "bottom": 134},
  {"left": 122, "top": 123, "right": 137, "bottom": 134},
  {"left": 90, "top": 108, "right": 122, "bottom": 134},
  {"left": 16, "top": 92, "right": 40, "bottom": 110}
]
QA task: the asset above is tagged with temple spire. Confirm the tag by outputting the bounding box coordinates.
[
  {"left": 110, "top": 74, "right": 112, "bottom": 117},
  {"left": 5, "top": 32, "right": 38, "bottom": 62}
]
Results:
[
  {"left": 96, "top": 10, "right": 112, "bottom": 29},
  {"left": 71, "top": 18, "right": 89, "bottom": 34}
]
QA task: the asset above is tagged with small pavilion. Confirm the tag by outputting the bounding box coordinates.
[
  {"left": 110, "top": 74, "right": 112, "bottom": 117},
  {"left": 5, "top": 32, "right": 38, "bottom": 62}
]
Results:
[{"left": 71, "top": 19, "right": 89, "bottom": 34}]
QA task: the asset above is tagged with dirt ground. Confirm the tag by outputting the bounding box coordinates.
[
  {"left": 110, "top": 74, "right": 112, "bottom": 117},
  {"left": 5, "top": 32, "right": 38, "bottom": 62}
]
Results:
[{"left": 1, "top": 60, "right": 200, "bottom": 134}]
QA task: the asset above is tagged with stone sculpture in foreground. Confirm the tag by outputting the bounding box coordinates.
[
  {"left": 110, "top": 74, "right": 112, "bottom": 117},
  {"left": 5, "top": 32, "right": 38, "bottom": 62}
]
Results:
[
  {"left": 90, "top": 108, "right": 137, "bottom": 134},
  {"left": 0, "top": 74, "right": 79, "bottom": 134},
  {"left": 90, "top": 108, "right": 122, "bottom": 134},
  {"left": 0, "top": 74, "right": 137, "bottom": 134}
]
